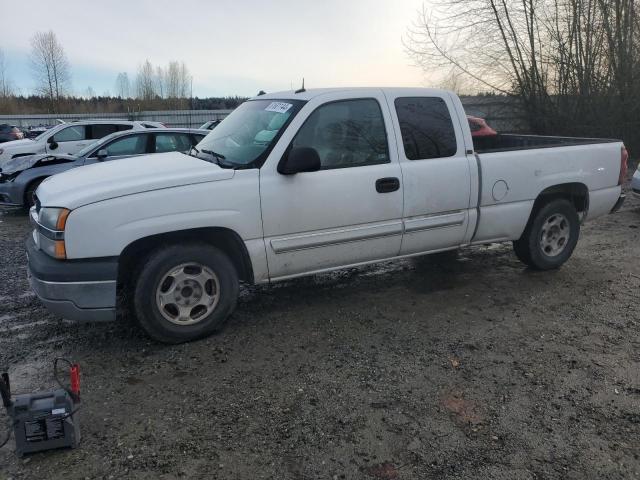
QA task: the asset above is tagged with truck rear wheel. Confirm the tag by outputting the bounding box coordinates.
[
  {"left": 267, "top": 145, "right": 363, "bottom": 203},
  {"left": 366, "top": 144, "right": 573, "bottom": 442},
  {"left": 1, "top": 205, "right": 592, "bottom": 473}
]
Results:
[
  {"left": 133, "top": 243, "right": 239, "bottom": 343},
  {"left": 513, "top": 199, "right": 580, "bottom": 270}
]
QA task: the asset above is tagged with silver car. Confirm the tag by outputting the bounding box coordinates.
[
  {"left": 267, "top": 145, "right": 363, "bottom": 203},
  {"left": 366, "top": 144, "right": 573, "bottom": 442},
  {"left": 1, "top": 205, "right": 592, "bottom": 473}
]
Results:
[{"left": 0, "top": 128, "right": 208, "bottom": 208}]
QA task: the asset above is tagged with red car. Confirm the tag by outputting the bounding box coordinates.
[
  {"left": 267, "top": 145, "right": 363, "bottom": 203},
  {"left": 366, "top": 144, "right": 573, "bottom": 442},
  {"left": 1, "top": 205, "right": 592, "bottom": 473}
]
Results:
[
  {"left": 467, "top": 116, "right": 497, "bottom": 137},
  {"left": 0, "top": 124, "right": 24, "bottom": 143}
]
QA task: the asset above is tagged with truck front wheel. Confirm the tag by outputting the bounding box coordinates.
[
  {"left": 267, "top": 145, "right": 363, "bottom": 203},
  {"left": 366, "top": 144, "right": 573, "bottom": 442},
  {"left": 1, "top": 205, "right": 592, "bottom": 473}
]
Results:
[
  {"left": 513, "top": 199, "right": 580, "bottom": 270},
  {"left": 133, "top": 243, "right": 239, "bottom": 343}
]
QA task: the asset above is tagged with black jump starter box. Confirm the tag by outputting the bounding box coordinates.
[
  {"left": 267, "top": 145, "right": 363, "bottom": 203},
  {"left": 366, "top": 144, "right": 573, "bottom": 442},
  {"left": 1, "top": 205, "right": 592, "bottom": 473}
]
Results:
[
  {"left": 1, "top": 362, "right": 81, "bottom": 457},
  {"left": 9, "top": 388, "right": 80, "bottom": 456}
]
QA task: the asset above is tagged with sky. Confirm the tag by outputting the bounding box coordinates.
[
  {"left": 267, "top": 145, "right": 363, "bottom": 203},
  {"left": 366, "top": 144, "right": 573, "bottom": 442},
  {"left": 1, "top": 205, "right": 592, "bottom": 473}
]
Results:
[{"left": 1, "top": 0, "right": 429, "bottom": 98}]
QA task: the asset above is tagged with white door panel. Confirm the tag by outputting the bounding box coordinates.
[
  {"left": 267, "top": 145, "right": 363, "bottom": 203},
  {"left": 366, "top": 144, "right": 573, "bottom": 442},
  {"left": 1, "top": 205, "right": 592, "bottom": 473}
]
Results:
[
  {"left": 384, "top": 90, "right": 474, "bottom": 255},
  {"left": 261, "top": 163, "right": 403, "bottom": 278}
]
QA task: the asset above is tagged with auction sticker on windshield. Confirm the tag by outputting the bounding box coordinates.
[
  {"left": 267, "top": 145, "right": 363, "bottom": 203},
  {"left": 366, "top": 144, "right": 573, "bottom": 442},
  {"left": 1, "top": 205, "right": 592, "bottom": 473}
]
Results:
[{"left": 265, "top": 102, "right": 293, "bottom": 114}]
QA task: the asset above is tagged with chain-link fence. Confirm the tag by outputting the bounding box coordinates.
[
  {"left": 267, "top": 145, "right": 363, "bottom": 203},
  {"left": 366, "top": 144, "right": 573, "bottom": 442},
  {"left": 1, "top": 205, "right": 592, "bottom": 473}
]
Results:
[
  {"left": 0, "top": 110, "right": 233, "bottom": 129},
  {"left": 0, "top": 97, "right": 533, "bottom": 133}
]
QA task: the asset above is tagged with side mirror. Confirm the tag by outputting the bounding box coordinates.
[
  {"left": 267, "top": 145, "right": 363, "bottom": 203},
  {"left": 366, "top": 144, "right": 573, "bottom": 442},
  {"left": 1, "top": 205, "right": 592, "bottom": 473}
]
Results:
[
  {"left": 96, "top": 149, "right": 108, "bottom": 160},
  {"left": 278, "top": 147, "right": 321, "bottom": 175},
  {"left": 47, "top": 137, "right": 58, "bottom": 150}
]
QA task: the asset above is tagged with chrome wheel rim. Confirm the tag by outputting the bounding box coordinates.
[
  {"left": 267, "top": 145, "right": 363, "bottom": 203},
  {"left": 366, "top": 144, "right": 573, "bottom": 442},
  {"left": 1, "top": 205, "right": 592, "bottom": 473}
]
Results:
[
  {"left": 155, "top": 263, "right": 220, "bottom": 325},
  {"left": 539, "top": 213, "right": 570, "bottom": 257}
]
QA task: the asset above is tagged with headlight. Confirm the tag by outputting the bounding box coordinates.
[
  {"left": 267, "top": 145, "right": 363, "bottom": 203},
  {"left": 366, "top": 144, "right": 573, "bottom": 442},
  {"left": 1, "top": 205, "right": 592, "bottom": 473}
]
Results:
[
  {"left": 39, "top": 207, "right": 70, "bottom": 231},
  {"left": 36, "top": 207, "right": 71, "bottom": 259},
  {"left": 0, "top": 171, "right": 20, "bottom": 183}
]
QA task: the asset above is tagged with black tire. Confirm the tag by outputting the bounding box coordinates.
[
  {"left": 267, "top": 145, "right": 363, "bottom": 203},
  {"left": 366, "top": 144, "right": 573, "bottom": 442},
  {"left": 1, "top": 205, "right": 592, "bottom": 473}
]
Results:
[
  {"left": 133, "top": 243, "right": 239, "bottom": 343},
  {"left": 513, "top": 199, "right": 580, "bottom": 270},
  {"left": 24, "top": 178, "right": 45, "bottom": 208}
]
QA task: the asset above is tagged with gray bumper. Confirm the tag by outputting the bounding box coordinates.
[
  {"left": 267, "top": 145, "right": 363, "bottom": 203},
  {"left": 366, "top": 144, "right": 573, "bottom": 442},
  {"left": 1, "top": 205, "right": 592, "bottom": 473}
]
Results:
[
  {"left": 0, "top": 181, "right": 24, "bottom": 206},
  {"left": 28, "top": 273, "right": 117, "bottom": 322},
  {"left": 26, "top": 235, "right": 118, "bottom": 322}
]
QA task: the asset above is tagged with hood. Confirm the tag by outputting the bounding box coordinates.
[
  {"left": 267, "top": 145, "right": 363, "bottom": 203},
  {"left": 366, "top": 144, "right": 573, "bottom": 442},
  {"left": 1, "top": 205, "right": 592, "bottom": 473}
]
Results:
[
  {"left": 36, "top": 152, "right": 235, "bottom": 209},
  {"left": 0, "top": 138, "right": 35, "bottom": 150},
  {"left": 1, "top": 153, "right": 76, "bottom": 175}
]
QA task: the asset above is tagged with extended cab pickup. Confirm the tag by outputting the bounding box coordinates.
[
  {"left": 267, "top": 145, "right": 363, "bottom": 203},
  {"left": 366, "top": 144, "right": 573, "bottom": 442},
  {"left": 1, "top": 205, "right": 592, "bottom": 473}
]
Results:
[{"left": 26, "top": 88, "right": 627, "bottom": 343}]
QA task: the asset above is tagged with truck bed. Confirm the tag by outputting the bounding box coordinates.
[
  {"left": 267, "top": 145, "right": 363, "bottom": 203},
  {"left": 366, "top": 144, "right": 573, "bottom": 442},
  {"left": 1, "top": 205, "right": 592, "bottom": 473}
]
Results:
[
  {"left": 474, "top": 134, "right": 619, "bottom": 153},
  {"left": 470, "top": 138, "right": 623, "bottom": 245}
]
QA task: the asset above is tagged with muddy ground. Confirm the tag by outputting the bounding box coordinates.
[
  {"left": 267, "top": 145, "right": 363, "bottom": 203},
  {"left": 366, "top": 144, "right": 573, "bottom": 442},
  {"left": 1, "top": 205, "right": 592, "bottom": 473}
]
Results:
[{"left": 1, "top": 184, "right": 639, "bottom": 480}]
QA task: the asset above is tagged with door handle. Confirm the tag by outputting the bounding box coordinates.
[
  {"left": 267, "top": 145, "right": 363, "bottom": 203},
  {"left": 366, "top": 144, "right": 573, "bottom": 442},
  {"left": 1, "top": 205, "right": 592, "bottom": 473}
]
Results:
[{"left": 375, "top": 177, "right": 400, "bottom": 193}]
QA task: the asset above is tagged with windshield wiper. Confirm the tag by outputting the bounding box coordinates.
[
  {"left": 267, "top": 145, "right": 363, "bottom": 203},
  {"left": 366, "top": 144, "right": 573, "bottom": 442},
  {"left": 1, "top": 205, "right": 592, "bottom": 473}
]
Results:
[
  {"left": 201, "top": 149, "right": 237, "bottom": 169},
  {"left": 201, "top": 149, "right": 226, "bottom": 160}
]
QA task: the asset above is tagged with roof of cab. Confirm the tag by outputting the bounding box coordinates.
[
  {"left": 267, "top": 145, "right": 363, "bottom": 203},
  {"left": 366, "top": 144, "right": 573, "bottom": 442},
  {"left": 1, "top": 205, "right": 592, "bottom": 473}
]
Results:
[{"left": 249, "top": 87, "right": 452, "bottom": 102}]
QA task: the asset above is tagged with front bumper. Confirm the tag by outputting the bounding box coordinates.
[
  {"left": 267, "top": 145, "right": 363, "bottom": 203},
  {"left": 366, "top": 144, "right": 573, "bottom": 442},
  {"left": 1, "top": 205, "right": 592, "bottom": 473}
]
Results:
[
  {"left": 26, "top": 236, "right": 118, "bottom": 322},
  {"left": 0, "top": 181, "right": 24, "bottom": 206}
]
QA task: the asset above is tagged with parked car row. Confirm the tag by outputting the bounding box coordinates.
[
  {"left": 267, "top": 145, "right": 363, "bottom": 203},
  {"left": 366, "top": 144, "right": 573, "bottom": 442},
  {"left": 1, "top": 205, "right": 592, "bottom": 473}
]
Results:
[
  {"left": 0, "top": 120, "right": 165, "bottom": 165},
  {"left": 0, "top": 127, "right": 208, "bottom": 207},
  {"left": 23, "top": 87, "right": 627, "bottom": 344}
]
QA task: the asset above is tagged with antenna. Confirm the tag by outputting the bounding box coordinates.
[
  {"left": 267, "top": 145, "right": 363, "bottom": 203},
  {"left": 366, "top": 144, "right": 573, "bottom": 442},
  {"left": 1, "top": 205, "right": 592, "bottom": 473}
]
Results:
[
  {"left": 295, "top": 78, "right": 306, "bottom": 94},
  {"left": 189, "top": 76, "right": 193, "bottom": 128}
]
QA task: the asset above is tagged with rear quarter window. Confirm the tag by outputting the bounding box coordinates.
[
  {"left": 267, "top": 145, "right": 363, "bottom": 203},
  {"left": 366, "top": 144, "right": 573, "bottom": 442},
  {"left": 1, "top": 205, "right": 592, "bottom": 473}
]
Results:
[
  {"left": 89, "top": 124, "right": 119, "bottom": 139},
  {"left": 394, "top": 97, "right": 457, "bottom": 160}
]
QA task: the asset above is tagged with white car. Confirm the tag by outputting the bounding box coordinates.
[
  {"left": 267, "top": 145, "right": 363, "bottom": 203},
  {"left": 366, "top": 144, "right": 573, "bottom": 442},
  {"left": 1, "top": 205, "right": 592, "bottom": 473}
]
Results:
[
  {"left": 0, "top": 120, "right": 164, "bottom": 167},
  {"left": 27, "top": 87, "right": 626, "bottom": 343}
]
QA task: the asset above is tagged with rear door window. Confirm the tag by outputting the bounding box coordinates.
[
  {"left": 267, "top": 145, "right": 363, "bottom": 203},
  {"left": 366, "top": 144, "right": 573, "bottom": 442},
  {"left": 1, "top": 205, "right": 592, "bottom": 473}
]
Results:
[
  {"left": 101, "top": 134, "right": 149, "bottom": 157},
  {"left": 394, "top": 97, "right": 457, "bottom": 160},
  {"left": 89, "top": 124, "right": 120, "bottom": 139},
  {"left": 154, "top": 133, "right": 193, "bottom": 153}
]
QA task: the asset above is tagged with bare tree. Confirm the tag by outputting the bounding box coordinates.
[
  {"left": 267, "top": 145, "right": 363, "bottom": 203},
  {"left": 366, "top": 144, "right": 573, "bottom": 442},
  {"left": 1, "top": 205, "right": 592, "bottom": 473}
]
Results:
[
  {"left": 136, "top": 60, "right": 156, "bottom": 101},
  {"left": 115, "top": 72, "right": 131, "bottom": 98},
  {"left": 405, "top": 1, "right": 640, "bottom": 147},
  {"left": 165, "top": 61, "right": 192, "bottom": 107},
  {"left": 0, "top": 48, "right": 14, "bottom": 97},
  {"left": 29, "top": 31, "right": 71, "bottom": 110},
  {"left": 155, "top": 66, "right": 165, "bottom": 99}
]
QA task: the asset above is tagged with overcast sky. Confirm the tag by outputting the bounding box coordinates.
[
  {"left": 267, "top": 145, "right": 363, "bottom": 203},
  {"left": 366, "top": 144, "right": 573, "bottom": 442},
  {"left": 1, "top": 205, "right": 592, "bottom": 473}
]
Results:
[{"left": 1, "top": 0, "right": 428, "bottom": 98}]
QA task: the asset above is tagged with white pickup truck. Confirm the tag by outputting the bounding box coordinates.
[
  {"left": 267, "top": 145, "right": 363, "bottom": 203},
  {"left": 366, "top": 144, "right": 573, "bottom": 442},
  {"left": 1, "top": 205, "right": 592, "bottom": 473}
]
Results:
[{"left": 26, "top": 88, "right": 627, "bottom": 343}]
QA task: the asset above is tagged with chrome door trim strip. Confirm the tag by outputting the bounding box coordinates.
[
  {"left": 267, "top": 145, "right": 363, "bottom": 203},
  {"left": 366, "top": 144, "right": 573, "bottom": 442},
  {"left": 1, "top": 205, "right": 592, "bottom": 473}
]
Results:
[
  {"left": 270, "top": 221, "right": 404, "bottom": 254},
  {"left": 403, "top": 211, "right": 466, "bottom": 234}
]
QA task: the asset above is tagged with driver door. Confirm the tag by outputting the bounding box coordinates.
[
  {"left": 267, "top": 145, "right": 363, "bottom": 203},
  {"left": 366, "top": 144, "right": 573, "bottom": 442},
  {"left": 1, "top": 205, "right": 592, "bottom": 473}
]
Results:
[
  {"left": 47, "top": 125, "right": 88, "bottom": 155},
  {"left": 259, "top": 91, "right": 404, "bottom": 281}
]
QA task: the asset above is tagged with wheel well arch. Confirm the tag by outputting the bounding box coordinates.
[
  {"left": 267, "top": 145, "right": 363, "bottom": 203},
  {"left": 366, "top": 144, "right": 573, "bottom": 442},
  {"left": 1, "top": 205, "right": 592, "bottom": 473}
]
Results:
[
  {"left": 23, "top": 176, "right": 48, "bottom": 206},
  {"left": 117, "top": 227, "right": 254, "bottom": 288},
  {"left": 532, "top": 182, "right": 589, "bottom": 216}
]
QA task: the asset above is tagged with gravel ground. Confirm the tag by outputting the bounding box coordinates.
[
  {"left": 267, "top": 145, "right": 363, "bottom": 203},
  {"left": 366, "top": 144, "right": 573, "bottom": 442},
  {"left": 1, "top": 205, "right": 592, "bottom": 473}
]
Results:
[{"left": 1, "top": 181, "right": 639, "bottom": 480}]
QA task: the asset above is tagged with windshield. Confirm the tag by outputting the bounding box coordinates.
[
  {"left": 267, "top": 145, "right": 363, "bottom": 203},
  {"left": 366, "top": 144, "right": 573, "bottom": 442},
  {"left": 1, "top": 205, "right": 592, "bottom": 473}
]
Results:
[{"left": 193, "top": 99, "right": 305, "bottom": 167}]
